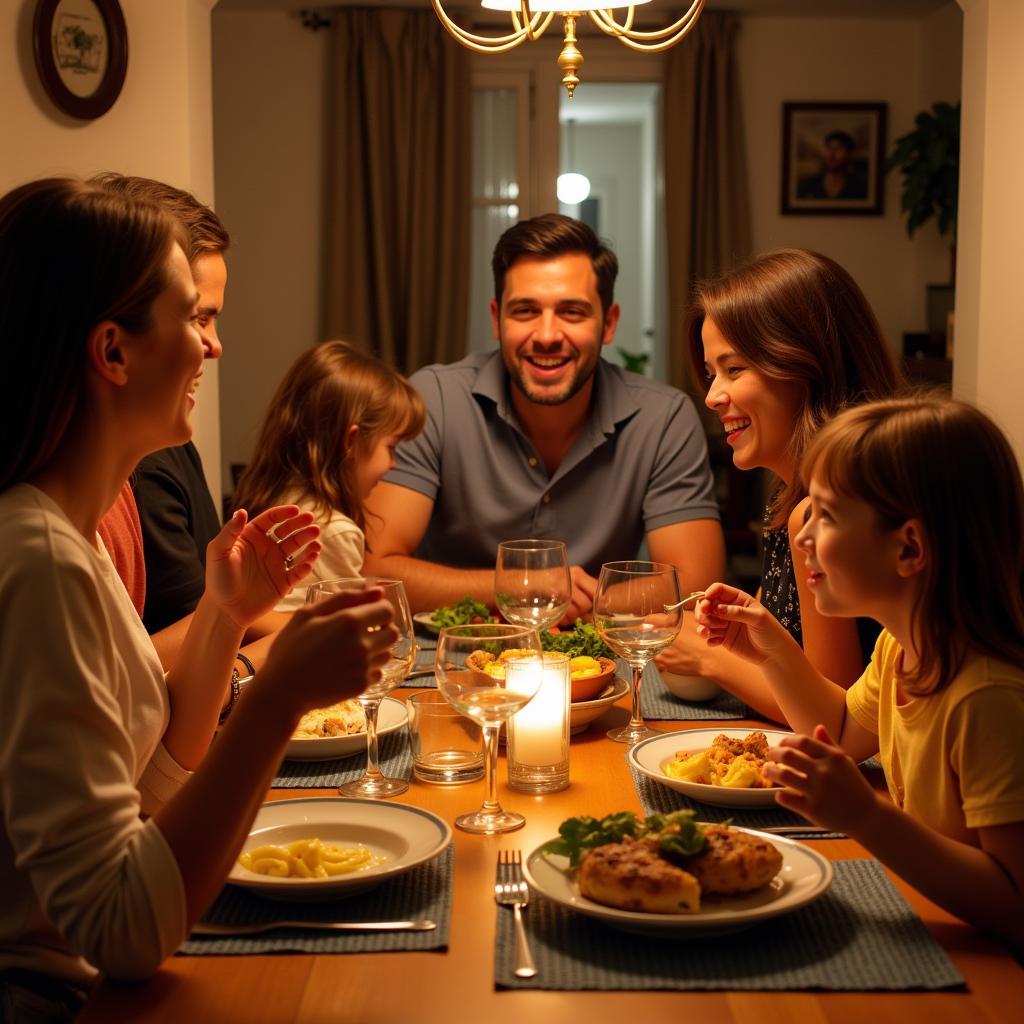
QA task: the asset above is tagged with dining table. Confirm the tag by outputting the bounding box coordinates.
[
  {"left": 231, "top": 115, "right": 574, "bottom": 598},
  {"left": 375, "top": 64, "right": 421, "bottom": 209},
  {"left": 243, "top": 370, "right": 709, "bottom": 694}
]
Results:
[{"left": 79, "top": 681, "right": 1024, "bottom": 1023}]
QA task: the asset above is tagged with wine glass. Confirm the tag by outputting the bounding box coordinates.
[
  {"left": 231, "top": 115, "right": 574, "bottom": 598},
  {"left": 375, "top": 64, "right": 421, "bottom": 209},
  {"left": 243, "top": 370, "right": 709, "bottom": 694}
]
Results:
[
  {"left": 434, "top": 624, "right": 542, "bottom": 834},
  {"left": 593, "top": 561, "right": 683, "bottom": 744},
  {"left": 305, "top": 577, "right": 415, "bottom": 798},
  {"left": 495, "top": 539, "right": 571, "bottom": 632}
]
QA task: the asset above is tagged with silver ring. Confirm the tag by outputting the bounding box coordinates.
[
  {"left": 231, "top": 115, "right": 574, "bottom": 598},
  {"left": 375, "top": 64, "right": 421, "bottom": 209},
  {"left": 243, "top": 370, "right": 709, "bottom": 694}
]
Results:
[{"left": 284, "top": 553, "right": 296, "bottom": 571}]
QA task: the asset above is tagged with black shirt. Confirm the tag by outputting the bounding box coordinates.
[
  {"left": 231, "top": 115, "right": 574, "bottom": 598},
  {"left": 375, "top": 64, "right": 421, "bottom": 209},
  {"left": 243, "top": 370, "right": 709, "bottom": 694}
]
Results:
[{"left": 135, "top": 442, "right": 221, "bottom": 633}]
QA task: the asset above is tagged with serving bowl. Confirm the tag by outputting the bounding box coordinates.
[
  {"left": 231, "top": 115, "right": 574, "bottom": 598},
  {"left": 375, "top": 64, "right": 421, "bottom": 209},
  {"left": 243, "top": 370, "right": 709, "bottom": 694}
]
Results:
[{"left": 659, "top": 671, "right": 722, "bottom": 702}]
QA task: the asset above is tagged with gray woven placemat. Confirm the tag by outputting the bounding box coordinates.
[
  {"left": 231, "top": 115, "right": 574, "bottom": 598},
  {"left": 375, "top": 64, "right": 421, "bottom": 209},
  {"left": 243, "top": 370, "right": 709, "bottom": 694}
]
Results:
[
  {"left": 405, "top": 643, "right": 438, "bottom": 688},
  {"left": 495, "top": 858, "right": 965, "bottom": 990},
  {"left": 274, "top": 728, "right": 413, "bottom": 788},
  {"left": 179, "top": 845, "right": 452, "bottom": 956},
  {"left": 631, "top": 763, "right": 819, "bottom": 830},
  {"left": 635, "top": 662, "right": 747, "bottom": 720}
]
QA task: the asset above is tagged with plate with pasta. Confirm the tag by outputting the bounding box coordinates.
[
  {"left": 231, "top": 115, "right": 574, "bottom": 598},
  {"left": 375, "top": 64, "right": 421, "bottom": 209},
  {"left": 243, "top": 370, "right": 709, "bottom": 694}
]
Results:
[
  {"left": 629, "top": 728, "right": 794, "bottom": 808},
  {"left": 229, "top": 797, "right": 452, "bottom": 899},
  {"left": 284, "top": 696, "right": 407, "bottom": 761}
]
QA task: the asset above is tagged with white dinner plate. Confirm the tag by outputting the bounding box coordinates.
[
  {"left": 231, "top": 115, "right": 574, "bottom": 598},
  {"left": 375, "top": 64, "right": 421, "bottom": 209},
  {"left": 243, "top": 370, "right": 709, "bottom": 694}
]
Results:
[
  {"left": 570, "top": 675, "right": 629, "bottom": 734},
  {"left": 413, "top": 612, "right": 440, "bottom": 634},
  {"left": 628, "top": 728, "right": 794, "bottom": 808},
  {"left": 229, "top": 797, "right": 451, "bottom": 900},
  {"left": 284, "top": 696, "right": 407, "bottom": 762},
  {"left": 523, "top": 827, "right": 832, "bottom": 937}
]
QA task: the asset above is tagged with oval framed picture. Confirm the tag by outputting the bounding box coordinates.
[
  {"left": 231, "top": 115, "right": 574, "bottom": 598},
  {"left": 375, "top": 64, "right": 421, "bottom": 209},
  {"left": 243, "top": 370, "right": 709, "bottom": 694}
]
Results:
[{"left": 33, "top": 0, "right": 128, "bottom": 120}]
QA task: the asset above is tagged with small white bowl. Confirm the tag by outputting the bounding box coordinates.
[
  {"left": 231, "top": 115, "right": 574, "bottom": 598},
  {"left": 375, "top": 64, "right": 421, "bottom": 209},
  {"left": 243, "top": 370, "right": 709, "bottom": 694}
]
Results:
[{"left": 659, "top": 671, "right": 722, "bottom": 703}]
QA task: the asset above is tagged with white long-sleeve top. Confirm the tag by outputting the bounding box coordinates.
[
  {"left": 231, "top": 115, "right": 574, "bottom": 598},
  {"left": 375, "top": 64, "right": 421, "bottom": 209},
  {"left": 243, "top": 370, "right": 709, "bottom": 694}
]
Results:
[{"left": 0, "top": 484, "right": 189, "bottom": 985}]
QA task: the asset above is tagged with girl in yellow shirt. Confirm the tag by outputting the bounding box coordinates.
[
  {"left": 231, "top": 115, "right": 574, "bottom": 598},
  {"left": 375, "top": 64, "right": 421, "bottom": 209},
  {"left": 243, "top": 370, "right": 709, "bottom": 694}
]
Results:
[{"left": 694, "top": 394, "right": 1024, "bottom": 945}]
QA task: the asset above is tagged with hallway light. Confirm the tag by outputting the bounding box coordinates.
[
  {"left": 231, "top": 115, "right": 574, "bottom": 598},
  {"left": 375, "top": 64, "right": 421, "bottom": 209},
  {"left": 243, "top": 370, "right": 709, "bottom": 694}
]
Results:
[{"left": 431, "top": 0, "right": 705, "bottom": 97}]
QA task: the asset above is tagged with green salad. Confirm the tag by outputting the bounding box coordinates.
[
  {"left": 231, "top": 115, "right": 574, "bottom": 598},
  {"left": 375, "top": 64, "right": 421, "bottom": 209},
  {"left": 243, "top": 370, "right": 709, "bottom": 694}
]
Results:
[
  {"left": 541, "top": 810, "right": 706, "bottom": 867},
  {"left": 430, "top": 596, "right": 496, "bottom": 629},
  {"left": 540, "top": 619, "right": 614, "bottom": 661}
]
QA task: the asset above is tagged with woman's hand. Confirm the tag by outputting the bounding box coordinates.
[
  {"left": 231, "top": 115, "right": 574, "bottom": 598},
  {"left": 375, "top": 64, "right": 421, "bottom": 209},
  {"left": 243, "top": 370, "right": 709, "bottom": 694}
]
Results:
[
  {"left": 205, "top": 507, "right": 321, "bottom": 629},
  {"left": 258, "top": 586, "right": 399, "bottom": 715},
  {"left": 766, "top": 725, "right": 880, "bottom": 833},
  {"left": 693, "top": 582, "right": 794, "bottom": 666}
]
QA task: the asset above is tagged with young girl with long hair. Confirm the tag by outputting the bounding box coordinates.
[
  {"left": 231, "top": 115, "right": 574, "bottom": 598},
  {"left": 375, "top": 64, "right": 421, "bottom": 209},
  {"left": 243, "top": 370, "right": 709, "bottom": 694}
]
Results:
[
  {"left": 695, "top": 394, "right": 1024, "bottom": 943},
  {"left": 232, "top": 339, "right": 424, "bottom": 609},
  {"left": 0, "top": 179, "right": 396, "bottom": 1018},
  {"left": 656, "top": 248, "right": 904, "bottom": 719}
]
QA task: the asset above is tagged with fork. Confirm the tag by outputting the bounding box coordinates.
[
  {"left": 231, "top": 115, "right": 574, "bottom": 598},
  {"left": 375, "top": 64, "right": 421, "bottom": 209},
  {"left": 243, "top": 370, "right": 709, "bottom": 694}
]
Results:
[{"left": 495, "top": 850, "right": 537, "bottom": 979}]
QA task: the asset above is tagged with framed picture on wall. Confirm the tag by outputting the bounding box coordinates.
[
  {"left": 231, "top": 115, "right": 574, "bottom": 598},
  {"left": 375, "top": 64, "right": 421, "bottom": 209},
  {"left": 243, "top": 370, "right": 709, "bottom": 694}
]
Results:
[
  {"left": 32, "top": 0, "right": 128, "bottom": 120},
  {"left": 781, "top": 102, "right": 887, "bottom": 216}
]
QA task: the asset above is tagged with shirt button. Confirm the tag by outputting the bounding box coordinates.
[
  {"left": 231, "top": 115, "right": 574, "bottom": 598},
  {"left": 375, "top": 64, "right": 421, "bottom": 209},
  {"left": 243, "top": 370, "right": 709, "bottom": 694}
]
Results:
[
  {"left": 542, "top": 494, "right": 550, "bottom": 504},
  {"left": 529, "top": 457, "right": 538, "bottom": 467}
]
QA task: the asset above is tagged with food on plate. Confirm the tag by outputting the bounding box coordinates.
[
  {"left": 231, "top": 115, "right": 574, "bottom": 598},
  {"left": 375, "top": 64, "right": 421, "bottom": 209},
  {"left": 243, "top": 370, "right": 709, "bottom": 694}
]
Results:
[
  {"left": 466, "top": 648, "right": 536, "bottom": 678},
  {"left": 578, "top": 838, "right": 700, "bottom": 913},
  {"left": 293, "top": 699, "right": 366, "bottom": 739},
  {"left": 663, "top": 730, "right": 776, "bottom": 788},
  {"left": 430, "top": 596, "right": 496, "bottom": 629},
  {"left": 542, "top": 810, "right": 782, "bottom": 914},
  {"left": 239, "top": 838, "right": 383, "bottom": 878},
  {"left": 540, "top": 619, "right": 615, "bottom": 661},
  {"left": 684, "top": 825, "right": 783, "bottom": 896},
  {"left": 466, "top": 647, "right": 615, "bottom": 698}
]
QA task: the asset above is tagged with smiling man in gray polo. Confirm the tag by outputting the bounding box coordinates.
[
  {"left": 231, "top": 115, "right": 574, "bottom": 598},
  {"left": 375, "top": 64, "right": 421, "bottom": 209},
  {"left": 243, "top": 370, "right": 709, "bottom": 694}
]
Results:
[{"left": 364, "top": 214, "right": 724, "bottom": 619}]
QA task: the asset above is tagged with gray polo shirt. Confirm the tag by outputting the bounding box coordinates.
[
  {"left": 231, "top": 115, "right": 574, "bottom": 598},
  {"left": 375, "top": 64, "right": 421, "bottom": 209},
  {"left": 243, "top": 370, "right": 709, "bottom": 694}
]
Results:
[{"left": 384, "top": 351, "right": 719, "bottom": 576}]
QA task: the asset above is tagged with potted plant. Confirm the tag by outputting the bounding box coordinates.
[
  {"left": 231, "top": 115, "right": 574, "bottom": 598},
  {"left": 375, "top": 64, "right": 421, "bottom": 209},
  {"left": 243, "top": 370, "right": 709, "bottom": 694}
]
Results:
[{"left": 886, "top": 100, "right": 960, "bottom": 283}]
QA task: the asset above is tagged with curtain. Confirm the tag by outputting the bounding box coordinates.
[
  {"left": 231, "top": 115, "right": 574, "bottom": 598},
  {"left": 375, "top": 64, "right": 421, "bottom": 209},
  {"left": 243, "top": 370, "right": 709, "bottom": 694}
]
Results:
[
  {"left": 663, "top": 11, "right": 752, "bottom": 395},
  {"left": 322, "top": 9, "right": 471, "bottom": 372}
]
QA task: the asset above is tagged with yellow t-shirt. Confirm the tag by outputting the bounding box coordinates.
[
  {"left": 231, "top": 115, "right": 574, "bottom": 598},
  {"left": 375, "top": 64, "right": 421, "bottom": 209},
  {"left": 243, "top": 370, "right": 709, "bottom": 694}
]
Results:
[{"left": 847, "top": 630, "right": 1024, "bottom": 845}]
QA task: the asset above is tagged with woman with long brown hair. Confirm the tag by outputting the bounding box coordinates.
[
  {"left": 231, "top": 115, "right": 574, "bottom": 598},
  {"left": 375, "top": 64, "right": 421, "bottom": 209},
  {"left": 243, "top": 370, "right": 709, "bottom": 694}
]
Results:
[
  {"left": 233, "top": 339, "right": 424, "bottom": 609},
  {"left": 656, "top": 248, "right": 903, "bottom": 720}
]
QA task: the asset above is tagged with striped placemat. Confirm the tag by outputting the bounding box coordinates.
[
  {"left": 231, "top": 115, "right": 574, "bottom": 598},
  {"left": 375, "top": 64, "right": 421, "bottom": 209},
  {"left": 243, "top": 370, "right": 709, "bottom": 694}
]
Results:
[
  {"left": 273, "top": 728, "right": 413, "bottom": 788},
  {"left": 635, "top": 662, "right": 746, "bottom": 720},
  {"left": 179, "top": 845, "right": 452, "bottom": 956},
  {"left": 495, "top": 858, "right": 964, "bottom": 990}
]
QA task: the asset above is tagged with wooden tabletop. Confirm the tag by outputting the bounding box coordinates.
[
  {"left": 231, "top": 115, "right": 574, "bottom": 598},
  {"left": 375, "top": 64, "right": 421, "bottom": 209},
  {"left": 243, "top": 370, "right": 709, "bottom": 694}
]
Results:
[{"left": 80, "top": 692, "right": 1024, "bottom": 1023}]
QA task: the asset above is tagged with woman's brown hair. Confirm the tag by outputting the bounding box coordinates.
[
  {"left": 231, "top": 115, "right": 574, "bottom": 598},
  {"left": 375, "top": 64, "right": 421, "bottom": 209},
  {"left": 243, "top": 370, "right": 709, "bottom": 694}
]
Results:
[
  {"left": 0, "top": 178, "right": 184, "bottom": 490},
  {"left": 687, "top": 248, "right": 904, "bottom": 527},
  {"left": 232, "top": 340, "right": 425, "bottom": 532},
  {"left": 802, "top": 394, "right": 1024, "bottom": 695}
]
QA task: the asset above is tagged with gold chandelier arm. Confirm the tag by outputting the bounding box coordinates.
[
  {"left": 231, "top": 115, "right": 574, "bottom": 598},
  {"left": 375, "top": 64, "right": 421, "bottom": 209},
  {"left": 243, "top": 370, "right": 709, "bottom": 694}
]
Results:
[
  {"left": 589, "top": 0, "right": 704, "bottom": 45},
  {"left": 431, "top": 0, "right": 544, "bottom": 52},
  {"left": 514, "top": 4, "right": 555, "bottom": 42}
]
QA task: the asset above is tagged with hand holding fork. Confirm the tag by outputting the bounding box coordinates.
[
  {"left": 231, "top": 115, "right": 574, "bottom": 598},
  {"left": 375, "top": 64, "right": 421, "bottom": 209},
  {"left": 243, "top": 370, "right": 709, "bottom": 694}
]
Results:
[{"left": 495, "top": 850, "right": 536, "bottom": 979}]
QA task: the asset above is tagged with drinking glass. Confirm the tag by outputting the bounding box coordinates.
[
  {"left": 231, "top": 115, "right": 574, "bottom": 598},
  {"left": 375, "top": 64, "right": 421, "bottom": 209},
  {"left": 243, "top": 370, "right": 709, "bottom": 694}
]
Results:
[
  {"left": 495, "top": 539, "right": 571, "bottom": 632},
  {"left": 434, "top": 624, "right": 542, "bottom": 834},
  {"left": 593, "top": 561, "right": 682, "bottom": 744},
  {"left": 305, "top": 577, "right": 415, "bottom": 798}
]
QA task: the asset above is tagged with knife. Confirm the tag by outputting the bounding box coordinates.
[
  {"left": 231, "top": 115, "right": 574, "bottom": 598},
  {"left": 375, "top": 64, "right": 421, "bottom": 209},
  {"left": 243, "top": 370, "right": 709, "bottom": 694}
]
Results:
[{"left": 191, "top": 918, "right": 436, "bottom": 936}]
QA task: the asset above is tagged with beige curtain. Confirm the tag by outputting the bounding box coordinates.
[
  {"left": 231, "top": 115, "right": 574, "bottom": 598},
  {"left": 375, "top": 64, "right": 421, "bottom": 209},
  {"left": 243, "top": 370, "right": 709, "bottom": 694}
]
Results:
[
  {"left": 663, "top": 11, "right": 752, "bottom": 394},
  {"left": 322, "top": 9, "right": 471, "bottom": 372}
]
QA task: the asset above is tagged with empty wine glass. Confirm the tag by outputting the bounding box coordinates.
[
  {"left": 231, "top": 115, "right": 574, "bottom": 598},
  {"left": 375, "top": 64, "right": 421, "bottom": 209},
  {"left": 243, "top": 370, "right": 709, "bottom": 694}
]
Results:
[
  {"left": 434, "top": 624, "right": 541, "bottom": 834},
  {"left": 593, "top": 561, "right": 682, "bottom": 744},
  {"left": 495, "top": 539, "right": 572, "bottom": 632},
  {"left": 305, "top": 577, "right": 415, "bottom": 798}
]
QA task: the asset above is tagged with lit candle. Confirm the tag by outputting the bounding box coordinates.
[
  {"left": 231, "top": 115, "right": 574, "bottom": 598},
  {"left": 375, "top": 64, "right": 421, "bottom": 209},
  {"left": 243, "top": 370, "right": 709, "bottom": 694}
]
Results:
[{"left": 506, "top": 653, "right": 570, "bottom": 792}]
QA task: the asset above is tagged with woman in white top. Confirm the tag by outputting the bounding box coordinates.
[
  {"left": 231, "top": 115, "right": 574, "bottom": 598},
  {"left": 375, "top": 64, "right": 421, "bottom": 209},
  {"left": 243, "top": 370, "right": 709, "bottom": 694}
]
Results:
[
  {"left": 232, "top": 339, "right": 425, "bottom": 610},
  {"left": 0, "top": 179, "right": 397, "bottom": 1020}
]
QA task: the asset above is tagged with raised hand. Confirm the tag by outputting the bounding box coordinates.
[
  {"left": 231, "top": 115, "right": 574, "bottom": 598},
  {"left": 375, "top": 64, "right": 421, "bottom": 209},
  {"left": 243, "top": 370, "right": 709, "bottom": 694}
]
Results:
[
  {"left": 766, "top": 724, "right": 879, "bottom": 833},
  {"left": 205, "top": 506, "right": 321, "bottom": 629},
  {"left": 561, "top": 565, "right": 598, "bottom": 625},
  {"left": 693, "top": 581, "right": 795, "bottom": 665}
]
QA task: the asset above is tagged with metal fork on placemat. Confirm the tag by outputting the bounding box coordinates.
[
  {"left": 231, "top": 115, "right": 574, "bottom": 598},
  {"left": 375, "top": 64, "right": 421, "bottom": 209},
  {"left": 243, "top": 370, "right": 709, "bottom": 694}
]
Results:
[{"left": 495, "top": 850, "right": 537, "bottom": 979}]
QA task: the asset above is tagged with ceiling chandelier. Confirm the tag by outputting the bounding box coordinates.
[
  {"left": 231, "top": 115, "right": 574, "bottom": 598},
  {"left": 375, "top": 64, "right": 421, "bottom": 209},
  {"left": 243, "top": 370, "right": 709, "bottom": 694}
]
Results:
[{"left": 431, "top": 0, "right": 706, "bottom": 97}]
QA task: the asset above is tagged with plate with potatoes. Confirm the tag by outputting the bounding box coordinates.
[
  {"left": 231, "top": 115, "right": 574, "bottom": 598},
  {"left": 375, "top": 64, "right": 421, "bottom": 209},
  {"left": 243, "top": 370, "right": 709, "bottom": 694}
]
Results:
[{"left": 629, "top": 728, "right": 795, "bottom": 808}]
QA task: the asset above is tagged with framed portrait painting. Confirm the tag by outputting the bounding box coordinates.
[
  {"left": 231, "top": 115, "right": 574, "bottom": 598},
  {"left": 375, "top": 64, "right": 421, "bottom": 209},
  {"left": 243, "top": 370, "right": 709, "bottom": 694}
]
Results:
[
  {"left": 781, "top": 102, "right": 887, "bottom": 216},
  {"left": 33, "top": 0, "right": 128, "bottom": 120}
]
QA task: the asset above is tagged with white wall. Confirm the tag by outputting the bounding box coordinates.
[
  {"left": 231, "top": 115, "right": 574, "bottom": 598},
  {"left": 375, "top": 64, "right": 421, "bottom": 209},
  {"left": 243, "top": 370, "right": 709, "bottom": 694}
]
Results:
[
  {"left": 1, "top": 0, "right": 221, "bottom": 499},
  {"left": 737, "top": 12, "right": 961, "bottom": 357},
  {"left": 211, "top": 8, "right": 327, "bottom": 491}
]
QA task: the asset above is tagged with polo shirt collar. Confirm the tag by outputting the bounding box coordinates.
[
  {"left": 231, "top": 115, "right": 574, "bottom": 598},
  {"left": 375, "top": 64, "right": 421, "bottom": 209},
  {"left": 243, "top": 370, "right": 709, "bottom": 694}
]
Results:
[{"left": 471, "top": 351, "right": 640, "bottom": 437}]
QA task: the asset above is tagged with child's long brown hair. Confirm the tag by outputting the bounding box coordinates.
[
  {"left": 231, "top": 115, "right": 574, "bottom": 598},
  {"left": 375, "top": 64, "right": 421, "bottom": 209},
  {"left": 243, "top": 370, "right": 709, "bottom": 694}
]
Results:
[
  {"left": 232, "top": 340, "right": 424, "bottom": 532},
  {"left": 802, "top": 394, "right": 1024, "bottom": 694}
]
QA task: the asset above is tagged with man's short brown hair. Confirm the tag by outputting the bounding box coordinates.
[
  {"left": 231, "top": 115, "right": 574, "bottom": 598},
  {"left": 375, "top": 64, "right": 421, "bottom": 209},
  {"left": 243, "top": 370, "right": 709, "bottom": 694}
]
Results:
[
  {"left": 491, "top": 213, "right": 617, "bottom": 316},
  {"left": 89, "top": 172, "right": 229, "bottom": 265}
]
